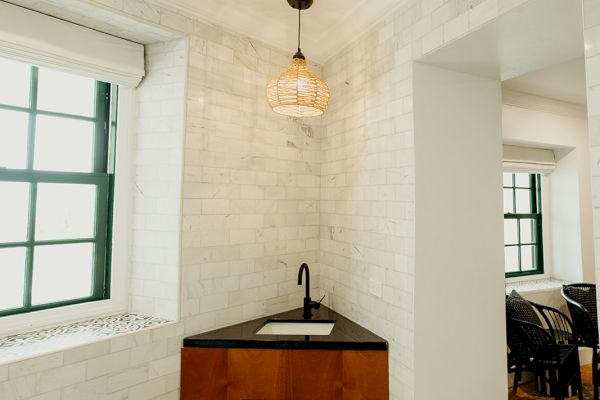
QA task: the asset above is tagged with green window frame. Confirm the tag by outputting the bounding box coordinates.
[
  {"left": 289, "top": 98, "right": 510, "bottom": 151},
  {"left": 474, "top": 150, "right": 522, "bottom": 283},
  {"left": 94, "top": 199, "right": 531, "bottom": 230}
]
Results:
[
  {"left": 503, "top": 173, "right": 544, "bottom": 278},
  {"left": 0, "top": 64, "right": 116, "bottom": 317}
]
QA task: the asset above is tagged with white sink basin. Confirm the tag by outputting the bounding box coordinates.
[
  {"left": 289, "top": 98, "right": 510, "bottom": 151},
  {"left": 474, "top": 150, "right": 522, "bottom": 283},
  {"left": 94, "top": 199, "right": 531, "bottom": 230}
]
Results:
[{"left": 256, "top": 320, "right": 335, "bottom": 336}]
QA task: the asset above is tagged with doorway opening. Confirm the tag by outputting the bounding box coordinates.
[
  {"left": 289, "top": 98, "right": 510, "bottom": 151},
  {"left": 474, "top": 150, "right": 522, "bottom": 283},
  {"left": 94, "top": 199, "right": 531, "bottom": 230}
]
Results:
[{"left": 412, "top": 0, "right": 591, "bottom": 399}]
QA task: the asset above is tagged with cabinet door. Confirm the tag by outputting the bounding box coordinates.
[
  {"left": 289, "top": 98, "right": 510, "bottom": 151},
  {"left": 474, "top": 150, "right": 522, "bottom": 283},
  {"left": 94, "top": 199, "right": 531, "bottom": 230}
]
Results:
[
  {"left": 342, "top": 351, "right": 389, "bottom": 400},
  {"left": 181, "top": 348, "right": 228, "bottom": 400},
  {"left": 290, "top": 350, "right": 343, "bottom": 400},
  {"left": 228, "top": 348, "right": 289, "bottom": 400}
]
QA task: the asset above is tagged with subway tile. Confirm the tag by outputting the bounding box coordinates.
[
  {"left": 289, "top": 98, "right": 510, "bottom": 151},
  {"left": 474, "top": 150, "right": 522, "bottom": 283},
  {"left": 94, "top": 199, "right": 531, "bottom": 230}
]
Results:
[
  {"left": 63, "top": 341, "right": 110, "bottom": 365},
  {"left": 36, "top": 362, "right": 86, "bottom": 393},
  {"left": 0, "top": 375, "right": 36, "bottom": 399},
  {"left": 0, "top": 365, "right": 7, "bottom": 382},
  {"left": 9, "top": 353, "right": 63, "bottom": 379},
  {"left": 86, "top": 351, "right": 130, "bottom": 380},
  {"left": 28, "top": 391, "right": 61, "bottom": 400}
]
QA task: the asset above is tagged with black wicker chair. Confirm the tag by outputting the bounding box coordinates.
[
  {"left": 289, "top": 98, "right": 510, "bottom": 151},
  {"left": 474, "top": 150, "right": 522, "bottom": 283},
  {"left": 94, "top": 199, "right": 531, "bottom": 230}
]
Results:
[
  {"left": 562, "top": 283, "right": 599, "bottom": 399},
  {"left": 507, "top": 317, "right": 583, "bottom": 400},
  {"left": 531, "top": 300, "right": 575, "bottom": 345},
  {"left": 506, "top": 290, "right": 577, "bottom": 394},
  {"left": 506, "top": 290, "right": 575, "bottom": 345}
]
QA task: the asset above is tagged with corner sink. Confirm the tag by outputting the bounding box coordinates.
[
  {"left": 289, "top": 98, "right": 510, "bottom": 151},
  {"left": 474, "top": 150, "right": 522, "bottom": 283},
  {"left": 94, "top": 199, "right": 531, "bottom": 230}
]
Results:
[{"left": 256, "top": 320, "right": 335, "bottom": 336}]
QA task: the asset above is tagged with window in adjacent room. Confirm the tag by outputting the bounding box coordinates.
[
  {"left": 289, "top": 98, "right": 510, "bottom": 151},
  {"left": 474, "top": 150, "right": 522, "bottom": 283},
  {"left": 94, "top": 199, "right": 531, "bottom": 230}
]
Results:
[
  {"left": 0, "top": 56, "right": 116, "bottom": 316},
  {"left": 503, "top": 172, "right": 544, "bottom": 277}
]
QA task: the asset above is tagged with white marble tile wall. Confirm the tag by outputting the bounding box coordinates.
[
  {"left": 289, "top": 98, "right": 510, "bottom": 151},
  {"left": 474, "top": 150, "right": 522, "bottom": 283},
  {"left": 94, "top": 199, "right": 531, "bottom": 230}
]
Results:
[
  {"left": 584, "top": 0, "right": 600, "bottom": 310},
  {"left": 130, "top": 39, "right": 187, "bottom": 321},
  {"left": 180, "top": 25, "right": 323, "bottom": 334},
  {"left": 3, "top": 0, "right": 600, "bottom": 399}
]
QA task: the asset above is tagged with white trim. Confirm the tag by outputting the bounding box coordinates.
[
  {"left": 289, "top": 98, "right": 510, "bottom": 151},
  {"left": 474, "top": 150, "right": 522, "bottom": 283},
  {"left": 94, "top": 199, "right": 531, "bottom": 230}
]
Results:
[{"left": 0, "top": 88, "right": 135, "bottom": 337}]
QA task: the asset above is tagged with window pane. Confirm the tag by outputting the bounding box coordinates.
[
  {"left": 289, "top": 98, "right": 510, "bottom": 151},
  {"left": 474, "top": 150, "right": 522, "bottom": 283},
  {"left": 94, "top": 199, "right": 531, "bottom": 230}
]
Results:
[
  {"left": 0, "top": 182, "right": 30, "bottom": 243},
  {"left": 0, "top": 58, "right": 30, "bottom": 107},
  {"left": 503, "top": 189, "right": 514, "bottom": 213},
  {"left": 515, "top": 189, "right": 531, "bottom": 213},
  {"left": 521, "top": 245, "right": 534, "bottom": 271},
  {"left": 0, "top": 109, "right": 29, "bottom": 169},
  {"left": 0, "top": 247, "right": 26, "bottom": 311},
  {"left": 504, "top": 219, "right": 518, "bottom": 245},
  {"left": 503, "top": 173, "right": 513, "bottom": 187},
  {"left": 32, "top": 243, "right": 93, "bottom": 305},
  {"left": 34, "top": 115, "right": 94, "bottom": 172},
  {"left": 520, "top": 219, "right": 534, "bottom": 244},
  {"left": 35, "top": 183, "right": 96, "bottom": 240},
  {"left": 37, "top": 67, "right": 96, "bottom": 117},
  {"left": 505, "top": 246, "right": 519, "bottom": 273},
  {"left": 514, "top": 173, "right": 530, "bottom": 188}
]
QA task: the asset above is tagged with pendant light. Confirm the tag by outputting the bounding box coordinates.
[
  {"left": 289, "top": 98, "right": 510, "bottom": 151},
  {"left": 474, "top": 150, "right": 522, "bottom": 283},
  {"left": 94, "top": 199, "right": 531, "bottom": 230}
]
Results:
[{"left": 267, "top": 0, "right": 330, "bottom": 118}]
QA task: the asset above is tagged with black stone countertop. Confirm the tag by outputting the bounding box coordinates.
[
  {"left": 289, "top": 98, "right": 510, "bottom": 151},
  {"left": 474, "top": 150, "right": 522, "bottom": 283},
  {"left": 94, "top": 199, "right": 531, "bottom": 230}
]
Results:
[{"left": 183, "top": 306, "right": 388, "bottom": 351}]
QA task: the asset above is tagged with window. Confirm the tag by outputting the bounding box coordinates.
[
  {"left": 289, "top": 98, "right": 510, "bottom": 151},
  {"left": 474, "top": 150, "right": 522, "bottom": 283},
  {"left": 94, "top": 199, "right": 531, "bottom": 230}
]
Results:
[
  {"left": 503, "top": 172, "right": 544, "bottom": 277},
  {"left": 0, "top": 57, "right": 116, "bottom": 316}
]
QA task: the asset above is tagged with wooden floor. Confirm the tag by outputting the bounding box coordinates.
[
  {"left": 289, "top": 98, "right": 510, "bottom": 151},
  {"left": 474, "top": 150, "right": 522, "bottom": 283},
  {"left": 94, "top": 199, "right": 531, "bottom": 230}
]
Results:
[{"left": 509, "top": 365, "right": 593, "bottom": 399}]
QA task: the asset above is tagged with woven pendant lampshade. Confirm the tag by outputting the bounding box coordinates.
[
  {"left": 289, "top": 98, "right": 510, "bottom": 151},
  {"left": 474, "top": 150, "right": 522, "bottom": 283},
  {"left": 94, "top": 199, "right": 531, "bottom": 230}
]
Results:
[
  {"left": 267, "top": 0, "right": 330, "bottom": 118},
  {"left": 267, "top": 56, "right": 330, "bottom": 118}
]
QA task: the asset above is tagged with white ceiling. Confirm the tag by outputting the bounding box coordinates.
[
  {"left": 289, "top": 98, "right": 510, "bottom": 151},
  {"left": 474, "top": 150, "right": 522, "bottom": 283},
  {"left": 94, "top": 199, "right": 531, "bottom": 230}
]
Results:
[
  {"left": 503, "top": 58, "right": 587, "bottom": 105},
  {"left": 152, "top": 0, "right": 404, "bottom": 64},
  {"left": 419, "top": 0, "right": 584, "bottom": 82}
]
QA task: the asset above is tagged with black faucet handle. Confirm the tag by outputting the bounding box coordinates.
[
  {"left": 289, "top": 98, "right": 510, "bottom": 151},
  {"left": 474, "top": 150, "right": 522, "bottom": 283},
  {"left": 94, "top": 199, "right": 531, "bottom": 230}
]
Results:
[{"left": 311, "top": 294, "right": 325, "bottom": 310}]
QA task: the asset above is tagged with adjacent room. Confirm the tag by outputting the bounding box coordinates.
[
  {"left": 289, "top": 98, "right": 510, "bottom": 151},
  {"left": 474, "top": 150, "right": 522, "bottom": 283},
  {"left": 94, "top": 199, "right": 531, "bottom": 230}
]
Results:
[{"left": 0, "top": 0, "right": 599, "bottom": 399}]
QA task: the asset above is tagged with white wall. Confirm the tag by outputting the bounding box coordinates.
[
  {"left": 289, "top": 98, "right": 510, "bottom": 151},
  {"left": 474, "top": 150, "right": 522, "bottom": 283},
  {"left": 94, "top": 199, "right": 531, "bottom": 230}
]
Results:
[
  {"left": 5, "top": 0, "right": 600, "bottom": 399},
  {"left": 582, "top": 0, "right": 600, "bottom": 343},
  {"left": 413, "top": 63, "right": 506, "bottom": 400},
  {"left": 129, "top": 39, "right": 187, "bottom": 320},
  {"left": 502, "top": 99, "right": 595, "bottom": 282},
  {"left": 180, "top": 32, "right": 323, "bottom": 334},
  {"left": 552, "top": 148, "right": 585, "bottom": 281}
]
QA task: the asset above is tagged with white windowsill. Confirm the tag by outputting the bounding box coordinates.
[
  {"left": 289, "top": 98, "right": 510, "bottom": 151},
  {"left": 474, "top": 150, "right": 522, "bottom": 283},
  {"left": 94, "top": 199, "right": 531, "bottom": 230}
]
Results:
[
  {"left": 0, "top": 313, "right": 173, "bottom": 365},
  {"left": 505, "top": 277, "right": 571, "bottom": 294}
]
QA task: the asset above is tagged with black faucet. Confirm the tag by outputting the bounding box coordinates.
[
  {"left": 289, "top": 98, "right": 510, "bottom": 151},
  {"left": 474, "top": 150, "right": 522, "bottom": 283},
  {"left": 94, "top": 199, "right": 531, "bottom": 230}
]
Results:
[{"left": 297, "top": 263, "right": 323, "bottom": 319}]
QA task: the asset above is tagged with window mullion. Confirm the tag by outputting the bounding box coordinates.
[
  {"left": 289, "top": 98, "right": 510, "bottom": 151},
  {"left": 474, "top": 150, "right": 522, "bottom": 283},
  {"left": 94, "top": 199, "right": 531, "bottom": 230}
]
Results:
[
  {"left": 23, "top": 67, "right": 39, "bottom": 310},
  {"left": 516, "top": 216, "right": 522, "bottom": 273},
  {"left": 535, "top": 175, "right": 544, "bottom": 273},
  {"left": 26, "top": 67, "right": 38, "bottom": 169},
  {"left": 23, "top": 183, "right": 37, "bottom": 309},
  {"left": 93, "top": 178, "right": 109, "bottom": 298},
  {"left": 93, "top": 83, "right": 110, "bottom": 173}
]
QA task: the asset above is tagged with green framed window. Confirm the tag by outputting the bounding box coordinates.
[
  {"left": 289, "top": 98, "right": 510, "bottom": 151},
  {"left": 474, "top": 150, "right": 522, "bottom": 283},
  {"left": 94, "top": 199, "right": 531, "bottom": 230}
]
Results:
[
  {"left": 0, "top": 57, "right": 116, "bottom": 316},
  {"left": 503, "top": 172, "right": 544, "bottom": 277}
]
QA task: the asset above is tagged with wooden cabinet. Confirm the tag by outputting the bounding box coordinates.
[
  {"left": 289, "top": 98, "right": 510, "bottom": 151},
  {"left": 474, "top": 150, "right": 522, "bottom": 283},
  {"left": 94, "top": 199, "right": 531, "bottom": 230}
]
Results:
[{"left": 181, "top": 347, "right": 388, "bottom": 400}]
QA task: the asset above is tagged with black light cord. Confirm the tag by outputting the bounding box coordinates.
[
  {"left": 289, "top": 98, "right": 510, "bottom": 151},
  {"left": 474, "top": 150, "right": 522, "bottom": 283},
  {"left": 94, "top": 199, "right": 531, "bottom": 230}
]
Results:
[{"left": 297, "top": 6, "right": 301, "bottom": 52}]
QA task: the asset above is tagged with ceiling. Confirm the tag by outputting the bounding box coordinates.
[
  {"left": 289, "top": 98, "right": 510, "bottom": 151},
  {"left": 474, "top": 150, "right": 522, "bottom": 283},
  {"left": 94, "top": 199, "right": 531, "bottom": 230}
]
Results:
[
  {"left": 419, "top": 0, "right": 584, "bottom": 82},
  {"left": 502, "top": 58, "right": 587, "bottom": 105},
  {"left": 151, "top": 0, "right": 404, "bottom": 64}
]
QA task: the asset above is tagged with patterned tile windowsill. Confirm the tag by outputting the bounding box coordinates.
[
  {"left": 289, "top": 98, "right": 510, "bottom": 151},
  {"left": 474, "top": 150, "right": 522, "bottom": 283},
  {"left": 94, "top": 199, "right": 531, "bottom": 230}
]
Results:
[
  {"left": 0, "top": 313, "right": 170, "bottom": 364},
  {"left": 505, "top": 278, "right": 572, "bottom": 294}
]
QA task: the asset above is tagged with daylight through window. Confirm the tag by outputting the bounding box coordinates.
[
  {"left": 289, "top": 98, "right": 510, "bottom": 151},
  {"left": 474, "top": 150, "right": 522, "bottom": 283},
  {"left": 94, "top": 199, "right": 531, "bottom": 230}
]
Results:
[{"left": 0, "top": 56, "right": 116, "bottom": 316}]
